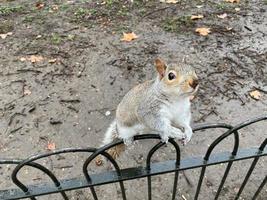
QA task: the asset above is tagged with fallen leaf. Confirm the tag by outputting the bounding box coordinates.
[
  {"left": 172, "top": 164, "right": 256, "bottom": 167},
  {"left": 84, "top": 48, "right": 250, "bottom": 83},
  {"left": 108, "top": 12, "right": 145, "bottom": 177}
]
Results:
[
  {"left": 20, "top": 55, "right": 44, "bottom": 63},
  {"left": 52, "top": 5, "right": 59, "bottom": 11},
  {"left": 225, "top": 0, "right": 240, "bottom": 3},
  {"left": 48, "top": 58, "right": 57, "bottom": 63},
  {"left": 217, "top": 13, "right": 228, "bottom": 19},
  {"left": 47, "top": 142, "right": 56, "bottom": 151},
  {"left": 195, "top": 27, "right": 211, "bottom": 36},
  {"left": 249, "top": 90, "right": 261, "bottom": 100},
  {"left": 29, "top": 55, "right": 44, "bottom": 63},
  {"left": 235, "top": 7, "right": 240, "bottom": 11},
  {"left": 121, "top": 32, "right": 138, "bottom": 42},
  {"left": 20, "top": 57, "right": 26, "bottom": 61},
  {"left": 160, "top": 0, "right": 178, "bottom": 3},
  {"left": 36, "top": 2, "right": 45, "bottom": 9},
  {"left": 30, "top": 55, "right": 44, "bottom": 63},
  {"left": 0, "top": 32, "right": 13, "bottom": 39},
  {"left": 23, "top": 89, "right": 31, "bottom": 96},
  {"left": 95, "top": 156, "right": 103, "bottom": 166},
  {"left": 226, "top": 27, "right": 233, "bottom": 31},
  {"left": 191, "top": 15, "right": 204, "bottom": 20}
]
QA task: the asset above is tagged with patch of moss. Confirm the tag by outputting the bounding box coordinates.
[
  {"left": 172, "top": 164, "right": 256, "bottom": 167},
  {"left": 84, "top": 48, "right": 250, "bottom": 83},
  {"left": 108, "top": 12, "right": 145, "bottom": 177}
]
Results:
[
  {"left": 0, "top": 5, "right": 24, "bottom": 15},
  {"left": 216, "top": 2, "right": 231, "bottom": 10},
  {"left": 162, "top": 16, "right": 195, "bottom": 33},
  {"left": 0, "top": 20, "right": 14, "bottom": 33}
]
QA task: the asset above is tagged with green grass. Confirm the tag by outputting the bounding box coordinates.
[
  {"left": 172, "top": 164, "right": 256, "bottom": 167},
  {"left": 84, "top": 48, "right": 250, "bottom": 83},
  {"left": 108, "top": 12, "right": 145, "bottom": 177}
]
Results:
[
  {"left": 106, "top": 0, "right": 119, "bottom": 7},
  {"left": 49, "top": 33, "right": 76, "bottom": 45},
  {"left": 23, "top": 15, "right": 34, "bottom": 23},
  {"left": 50, "top": 33, "right": 63, "bottom": 45},
  {"left": 0, "top": 20, "right": 14, "bottom": 33},
  {"left": 74, "top": 8, "right": 94, "bottom": 19},
  {"left": 0, "top": 5, "right": 24, "bottom": 15},
  {"left": 163, "top": 16, "right": 195, "bottom": 33},
  {"left": 216, "top": 2, "right": 230, "bottom": 10}
]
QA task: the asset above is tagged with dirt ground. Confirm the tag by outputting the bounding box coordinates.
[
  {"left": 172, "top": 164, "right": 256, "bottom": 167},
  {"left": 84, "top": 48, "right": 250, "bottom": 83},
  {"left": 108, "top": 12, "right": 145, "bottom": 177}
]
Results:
[{"left": 0, "top": 0, "right": 266, "bottom": 199}]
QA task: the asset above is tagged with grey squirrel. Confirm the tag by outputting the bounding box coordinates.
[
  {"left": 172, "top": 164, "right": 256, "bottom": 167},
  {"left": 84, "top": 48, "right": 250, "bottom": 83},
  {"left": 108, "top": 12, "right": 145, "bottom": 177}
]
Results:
[{"left": 96, "top": 58, "right": 199, "bottom": 165}]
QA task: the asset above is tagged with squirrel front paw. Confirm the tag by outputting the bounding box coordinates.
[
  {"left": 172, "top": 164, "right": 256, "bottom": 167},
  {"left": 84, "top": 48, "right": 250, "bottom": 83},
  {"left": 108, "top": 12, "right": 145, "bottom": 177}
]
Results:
[
  {"left": 170, "top": 127, "right": 186, "bottom": 139},
  {"left": 160, "top": 127, "right": 186, "bottom": 143},
  {"left": 123, "top": 137, "right": 134, "bottom": 146},
  {"left": 180, "top": 128, "right": 193, "bottom": 145},
  {"left": 160, "top": 134, "right": 170, "bottom": 143}
]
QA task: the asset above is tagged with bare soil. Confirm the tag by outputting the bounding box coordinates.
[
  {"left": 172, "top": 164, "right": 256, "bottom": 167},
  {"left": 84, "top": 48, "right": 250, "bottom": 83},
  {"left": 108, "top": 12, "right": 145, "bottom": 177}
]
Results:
[{"left": 0, "top": 0, "right": 266, "bottom": 199}]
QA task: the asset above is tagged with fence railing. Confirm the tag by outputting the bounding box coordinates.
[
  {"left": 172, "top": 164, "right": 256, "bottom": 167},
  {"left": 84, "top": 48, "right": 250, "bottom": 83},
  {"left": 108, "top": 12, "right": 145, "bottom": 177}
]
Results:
[{"left": 0, "top": 115, "right": 266, "bottom": 200}]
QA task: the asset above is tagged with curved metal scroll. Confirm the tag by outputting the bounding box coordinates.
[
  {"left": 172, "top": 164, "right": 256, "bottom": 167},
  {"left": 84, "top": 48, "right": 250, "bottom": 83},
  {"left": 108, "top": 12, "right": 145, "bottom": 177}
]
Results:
[{"left": 11, "top": 148, "right": 97, "bottom": 200}]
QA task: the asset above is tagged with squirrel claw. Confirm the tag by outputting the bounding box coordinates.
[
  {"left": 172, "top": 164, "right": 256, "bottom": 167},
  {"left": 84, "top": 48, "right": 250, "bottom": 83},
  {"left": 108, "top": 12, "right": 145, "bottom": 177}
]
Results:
[{"left": 179, "top": 137, "right": 188, "bottom": 146}]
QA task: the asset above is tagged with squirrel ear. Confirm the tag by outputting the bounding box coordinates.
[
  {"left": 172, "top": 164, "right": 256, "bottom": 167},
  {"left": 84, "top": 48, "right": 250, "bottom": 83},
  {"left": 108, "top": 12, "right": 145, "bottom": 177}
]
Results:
[{"left": 155, "top": 58, "right": 167, "bottom": 79}]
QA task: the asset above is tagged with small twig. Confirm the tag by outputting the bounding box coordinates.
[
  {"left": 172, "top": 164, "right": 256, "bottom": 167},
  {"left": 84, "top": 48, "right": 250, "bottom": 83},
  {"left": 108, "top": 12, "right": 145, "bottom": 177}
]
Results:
[
  {"left": 77, "top": 65, "right": 86, "bottom": 77},
  {"left": 67, "top": 105, "right": 79, "bottom": 113},
  {"left": 233, "top": 91, "right": 246, "bottom": 105},
  {"left": 9, "top": 126, "right": 23, "bottom": 134},
  {"left": 8, "top": 112, "right": 26, "bottom": 126},
  {"left": 54, "top": 165, "right": 73, "bottom": 169},
  {"left": 63, "top": 27, "right": 79, "bottom": 33},
  {"left": 60, "top": 99, "right": 80, "bottom": 103},
  {"left": 52, "top": 73, "right": 75, "bottom": 77},
  {"left": 244, "top": 26, "right": 252, "bottom": 31},
  {"left": 142, "top": 6, "right": 172, "bottom": 18},
  {"left": 49, "top": 118, "right": 63, "bottom": 125},
  {"left": 110, "top": 76, "right": 116, "bottom": 85},
  {"left": 182, "top": 171, "right": 193, "bottom": 187},
  {"left": 253, "top": 86, "right": 267, "bottom": 94},
  {"left": 195, "top": 109, "right": 217, "bottom": 122},
  {"left": 17, "top": 69, "right": 42, "bottom": 73}
]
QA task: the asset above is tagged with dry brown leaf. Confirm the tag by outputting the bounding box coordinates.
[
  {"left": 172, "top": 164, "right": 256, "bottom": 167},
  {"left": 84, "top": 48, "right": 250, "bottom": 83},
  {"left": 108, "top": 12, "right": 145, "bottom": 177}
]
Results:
[
  {"left": 29, "top": 55, "right": 44, "bottom": 63},
  {"left": 249, "top": 90, "right": 261, "bottom": 100},
  {"left": 0, "top": 32, "right": 13, "bottom": 39},
  {"left": 191, "top": 15, "right": 204, "bottom": 20},
  {"left": 20, "top": 55, "right": 44, "bottom": 63},
  {"left": 48, "top": 58, "right": 57, "bottom": 63},
  {"left": 23, "top": 89, "right": 31, "bottom": 96},
  {"left": 121, "top": 32, "right": 138, "bottom": 42},
  {"left": 36, "top": 2, "right": 45, "bottom": 9},
  {"left": 217, "top": 13, "right": 228, "bottom": 19},
  {"left": 47, "top": 142, "right": 56, "bottom": 151},
  {"left": 225, "top": 0, "right": 240, "bottom": 3},
  {"left": 195, "top": 27, "right": 211, "bottom": 36}
]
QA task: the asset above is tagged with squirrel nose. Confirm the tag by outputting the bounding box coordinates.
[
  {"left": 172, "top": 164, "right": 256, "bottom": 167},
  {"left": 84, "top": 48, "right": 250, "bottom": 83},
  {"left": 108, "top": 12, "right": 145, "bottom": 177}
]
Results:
[{"left": 189, "top": 79, "right": 199, "bottom": 89}]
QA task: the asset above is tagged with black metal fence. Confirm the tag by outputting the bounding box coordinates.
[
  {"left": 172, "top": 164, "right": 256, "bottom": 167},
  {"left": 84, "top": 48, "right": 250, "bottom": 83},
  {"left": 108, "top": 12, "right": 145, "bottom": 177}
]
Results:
[{"left": 0, "top": 115, "right": 266, "bottom": 200}]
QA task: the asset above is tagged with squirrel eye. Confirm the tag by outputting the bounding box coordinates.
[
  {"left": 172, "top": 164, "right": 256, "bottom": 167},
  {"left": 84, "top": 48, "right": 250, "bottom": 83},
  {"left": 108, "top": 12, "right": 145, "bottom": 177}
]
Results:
[{"left": 168, "top": 72, "right": 176, "bottom": 80}]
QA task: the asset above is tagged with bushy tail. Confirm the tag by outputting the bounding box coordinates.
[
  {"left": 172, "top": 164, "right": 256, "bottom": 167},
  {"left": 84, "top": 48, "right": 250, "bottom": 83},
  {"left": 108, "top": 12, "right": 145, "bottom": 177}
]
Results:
[
  {"left": 102, "top": 120, "right": 117, "bottom": 145},
  {"left": 95, "top": 120, "right": 125, "bottom": 166}
]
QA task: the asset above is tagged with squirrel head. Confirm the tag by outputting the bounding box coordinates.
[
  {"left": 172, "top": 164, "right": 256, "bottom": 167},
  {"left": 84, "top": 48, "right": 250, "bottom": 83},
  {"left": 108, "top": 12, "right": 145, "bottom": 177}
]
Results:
[{"left": 155, "top": 58, "right": 199, "bottom": 97}]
